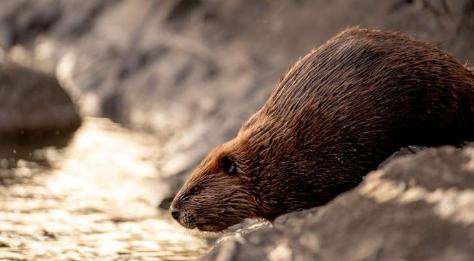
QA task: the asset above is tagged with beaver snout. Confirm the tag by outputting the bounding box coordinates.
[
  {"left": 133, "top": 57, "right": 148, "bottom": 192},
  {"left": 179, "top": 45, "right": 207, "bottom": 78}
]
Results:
[
  {"left": 170, "top": 207, "right": 180, "bottom": 220},
  {"left": 170, "top": 201, "right": 197, "bottom": 229}
]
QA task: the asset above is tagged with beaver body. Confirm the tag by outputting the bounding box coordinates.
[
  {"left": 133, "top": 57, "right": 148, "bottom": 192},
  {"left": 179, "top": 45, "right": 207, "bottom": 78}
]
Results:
[{"left": 170, "top": 28, "right": 474, "bottom": 232}]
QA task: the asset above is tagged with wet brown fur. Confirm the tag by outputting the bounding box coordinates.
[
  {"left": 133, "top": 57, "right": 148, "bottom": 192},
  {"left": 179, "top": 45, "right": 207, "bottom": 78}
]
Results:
[{"left": 171, "top": 27, "right": 474, "bottom": 232}]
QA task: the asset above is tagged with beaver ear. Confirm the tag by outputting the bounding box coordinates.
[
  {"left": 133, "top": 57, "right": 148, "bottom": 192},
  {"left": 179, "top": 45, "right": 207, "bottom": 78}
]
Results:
[{"left": 219, "top": 155, "right": 237, "bottom": 175}]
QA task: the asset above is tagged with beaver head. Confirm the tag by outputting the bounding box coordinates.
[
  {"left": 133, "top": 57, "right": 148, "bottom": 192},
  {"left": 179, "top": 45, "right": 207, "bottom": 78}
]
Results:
[
  {"left": 170, "top": 109, "right": 359, "bottom": 232},
  {"left": 168, "top": 137, "right": 261, "bottom": 232},
  {"left": 170, "top": 27, "right": 474, "bottom": 231}
]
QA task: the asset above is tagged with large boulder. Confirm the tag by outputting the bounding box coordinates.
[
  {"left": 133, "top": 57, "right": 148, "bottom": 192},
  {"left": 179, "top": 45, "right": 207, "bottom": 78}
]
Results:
[
  {"left": 204, "top": 146, "right": 474, "bottom": 261},
  {"left": 0, "top": 62, "right": 81, "bottom": 146}
]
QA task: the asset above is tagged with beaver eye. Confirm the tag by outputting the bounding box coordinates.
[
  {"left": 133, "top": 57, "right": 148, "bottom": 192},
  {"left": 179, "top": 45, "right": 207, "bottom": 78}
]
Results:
[
  {"left": 219, "top": 155, "right": 237, "bottom": 175},
  {"left": 190, "top": 186, "right": 200, "bottom": 195}
]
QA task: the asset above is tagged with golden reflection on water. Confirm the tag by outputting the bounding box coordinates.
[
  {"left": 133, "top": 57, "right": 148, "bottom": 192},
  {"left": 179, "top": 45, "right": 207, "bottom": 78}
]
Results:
[{"left": 0, "top": 117, "right": 209, "bottom": 260}]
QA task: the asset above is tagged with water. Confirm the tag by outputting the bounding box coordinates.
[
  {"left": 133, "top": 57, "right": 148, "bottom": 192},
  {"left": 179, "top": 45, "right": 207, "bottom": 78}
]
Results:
[{"left": 0, "top": 117, "right": 210, "bottom": 260}]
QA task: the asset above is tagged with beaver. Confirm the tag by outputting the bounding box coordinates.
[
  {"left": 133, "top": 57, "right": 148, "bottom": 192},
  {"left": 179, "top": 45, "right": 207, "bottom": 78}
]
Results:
[{"left": 170, "top": 27, "right": 474, "bottom": 232}]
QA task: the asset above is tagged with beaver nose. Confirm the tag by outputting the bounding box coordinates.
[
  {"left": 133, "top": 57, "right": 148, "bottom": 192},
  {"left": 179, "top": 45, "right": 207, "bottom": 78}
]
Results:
[{"left": 170, "top": 207, "right": 180, "bottom": 221}]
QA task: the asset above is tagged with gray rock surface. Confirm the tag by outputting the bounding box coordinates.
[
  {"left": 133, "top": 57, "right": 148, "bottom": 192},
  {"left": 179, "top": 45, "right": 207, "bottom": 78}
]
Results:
[
  {"left": 204, "top": 146, "right": 474, "bottom": 261},
  {"left": 0, "top": 62, "right": 81, "bottom": 145},
  {"left": 1, "top": 0, "right": 473, "bottom": 205}
]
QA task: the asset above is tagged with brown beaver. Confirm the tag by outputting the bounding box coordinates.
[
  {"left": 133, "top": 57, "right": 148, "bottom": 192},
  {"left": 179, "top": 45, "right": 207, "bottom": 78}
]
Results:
[{"left": 170, "top": 27, "right": 474, "bottom": 232}]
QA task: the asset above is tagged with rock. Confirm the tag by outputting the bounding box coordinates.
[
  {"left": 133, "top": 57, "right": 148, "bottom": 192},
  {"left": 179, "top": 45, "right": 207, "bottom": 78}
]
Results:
[
  {"left": 0, "top": 0, "right": 61, "bottom": 49},
  {"left": 204, "top": 146, "right": 474, "bottom": 261},
  {"left": 0, "top": 62, "right": 81, "bottom": 146}
]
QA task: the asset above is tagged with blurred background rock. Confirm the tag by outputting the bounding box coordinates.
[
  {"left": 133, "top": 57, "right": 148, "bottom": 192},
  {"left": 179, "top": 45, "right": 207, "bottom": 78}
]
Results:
[
  {"left": 3, "top": 0, "right": 472, "bottom": 206},
  {"left": 0, "top": 62, "right": 80, "bottom": 146}
]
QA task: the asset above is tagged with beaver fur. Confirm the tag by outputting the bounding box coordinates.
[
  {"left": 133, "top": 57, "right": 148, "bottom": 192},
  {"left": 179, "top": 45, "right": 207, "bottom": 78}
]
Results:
[{"left": 170, "top": 27, "right": 474, "bottom": 232}]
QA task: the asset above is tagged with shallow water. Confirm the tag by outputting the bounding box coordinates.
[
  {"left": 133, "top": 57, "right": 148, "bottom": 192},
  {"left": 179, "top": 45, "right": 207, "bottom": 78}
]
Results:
[{"left": 0, "top": 117, "right": 210, "bottom": 260}]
